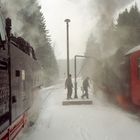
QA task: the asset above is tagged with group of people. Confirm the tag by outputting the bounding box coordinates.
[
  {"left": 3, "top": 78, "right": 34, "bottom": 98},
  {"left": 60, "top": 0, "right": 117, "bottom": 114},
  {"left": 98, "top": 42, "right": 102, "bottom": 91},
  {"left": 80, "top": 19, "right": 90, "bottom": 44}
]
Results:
[{"left": 65, "top": 74, "right": 90, "bottom": 100}]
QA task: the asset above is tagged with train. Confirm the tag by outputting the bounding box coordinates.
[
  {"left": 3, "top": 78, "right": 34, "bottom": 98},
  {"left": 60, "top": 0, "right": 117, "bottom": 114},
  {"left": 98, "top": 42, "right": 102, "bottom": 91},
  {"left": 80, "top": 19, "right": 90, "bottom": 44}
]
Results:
[
  {"left": 97, "top": 44, "right": 140, "bottom": 109},
  {"left": 0, "top": 11, "right": 42, "bottom": 139}
]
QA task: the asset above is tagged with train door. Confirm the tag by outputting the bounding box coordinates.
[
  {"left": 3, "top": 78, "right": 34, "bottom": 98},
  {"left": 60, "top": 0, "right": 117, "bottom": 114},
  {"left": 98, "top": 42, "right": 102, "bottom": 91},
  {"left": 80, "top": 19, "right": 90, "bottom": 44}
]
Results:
[{"left": 130, "top": 53, "right": 140, "bottom": 105}]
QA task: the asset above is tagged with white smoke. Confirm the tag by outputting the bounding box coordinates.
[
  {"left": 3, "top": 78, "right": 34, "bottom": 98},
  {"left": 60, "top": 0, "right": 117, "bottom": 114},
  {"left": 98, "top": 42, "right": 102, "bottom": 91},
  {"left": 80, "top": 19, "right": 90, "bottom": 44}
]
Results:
[{"left": 0, "top": 0, "right": 45, "bottom": 48}]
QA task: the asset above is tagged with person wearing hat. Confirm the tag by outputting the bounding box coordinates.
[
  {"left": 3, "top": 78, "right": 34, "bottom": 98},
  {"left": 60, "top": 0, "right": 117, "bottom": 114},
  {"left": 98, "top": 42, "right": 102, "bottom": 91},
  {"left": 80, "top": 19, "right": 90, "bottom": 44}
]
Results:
[
  {"left": 65, "top": 74, "right": 73, "bottom": 99},
  {"left": 81, "top": 77, "right": 90, "bottom": 99}
]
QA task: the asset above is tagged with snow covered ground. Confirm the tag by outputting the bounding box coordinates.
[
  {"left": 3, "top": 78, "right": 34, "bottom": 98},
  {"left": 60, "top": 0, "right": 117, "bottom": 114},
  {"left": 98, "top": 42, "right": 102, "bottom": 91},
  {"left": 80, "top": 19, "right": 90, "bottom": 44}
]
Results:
[{"left": 19, "top": 82, "right": 140, "bottom": 140}]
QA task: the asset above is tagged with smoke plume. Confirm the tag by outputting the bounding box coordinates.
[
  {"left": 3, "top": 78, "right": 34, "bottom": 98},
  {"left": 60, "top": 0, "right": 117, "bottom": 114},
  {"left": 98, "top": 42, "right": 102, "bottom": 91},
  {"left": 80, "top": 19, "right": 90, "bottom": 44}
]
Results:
[
  {"left": 75, "top": 0, "right": 134, "bottom": 101},
  {"left": 0, "top": 0, "right": 46, "bottom": 48}
]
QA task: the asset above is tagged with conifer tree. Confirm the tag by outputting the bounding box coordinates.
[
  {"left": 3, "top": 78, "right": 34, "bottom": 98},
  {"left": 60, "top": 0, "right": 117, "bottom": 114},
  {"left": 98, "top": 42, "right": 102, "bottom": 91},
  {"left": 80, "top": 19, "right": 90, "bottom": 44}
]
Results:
[
  {"left": 116, "top": 3, "right": 140, "bottom": 49},
  {"left": 0, "top": 0, "right": 58, "bottom": 85}
]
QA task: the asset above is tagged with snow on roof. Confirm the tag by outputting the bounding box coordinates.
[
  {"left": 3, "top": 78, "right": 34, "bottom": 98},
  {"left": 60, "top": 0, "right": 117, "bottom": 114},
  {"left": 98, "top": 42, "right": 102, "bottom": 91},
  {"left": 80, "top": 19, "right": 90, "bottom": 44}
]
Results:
[{"left": 125, "top": 45, "right": 140, "bottom": 55}]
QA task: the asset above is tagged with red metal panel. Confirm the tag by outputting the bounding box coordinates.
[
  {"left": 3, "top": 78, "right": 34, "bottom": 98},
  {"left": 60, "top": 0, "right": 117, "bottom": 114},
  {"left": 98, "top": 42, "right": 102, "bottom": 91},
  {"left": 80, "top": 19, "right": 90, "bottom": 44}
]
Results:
[
  {"left": 130, "top": 51, "right": 140, "bottom": 105},
  {"left": 1, "top": 113, "right": 27, "bottom": 140}
]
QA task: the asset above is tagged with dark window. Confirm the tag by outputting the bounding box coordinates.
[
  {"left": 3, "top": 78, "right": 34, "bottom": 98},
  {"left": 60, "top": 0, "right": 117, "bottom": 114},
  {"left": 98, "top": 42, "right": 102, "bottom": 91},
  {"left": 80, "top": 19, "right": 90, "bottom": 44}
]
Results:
[
  {"left": 137, "top": 58, "right": 140, "bottom": 80},
  {"left": 0, "top": 60, "right": 7, "bottom": 70},
  {"left": 15, "top": 70, "right": 20, "bottom": 77}
]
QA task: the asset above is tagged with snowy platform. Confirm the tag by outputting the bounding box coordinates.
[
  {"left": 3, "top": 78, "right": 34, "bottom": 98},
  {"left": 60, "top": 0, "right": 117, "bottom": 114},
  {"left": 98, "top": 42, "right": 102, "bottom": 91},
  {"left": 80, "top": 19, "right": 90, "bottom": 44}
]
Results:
[{"left": 62, "top": 99, "right": 93, "bottom": 105}]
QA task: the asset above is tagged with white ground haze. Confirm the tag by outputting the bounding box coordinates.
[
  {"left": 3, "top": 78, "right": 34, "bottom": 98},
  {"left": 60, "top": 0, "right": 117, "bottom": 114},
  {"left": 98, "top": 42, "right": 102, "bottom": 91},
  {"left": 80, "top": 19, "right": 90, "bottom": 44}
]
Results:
[{"left": 19, "top": 80, "right": 140, "bottom": 140}]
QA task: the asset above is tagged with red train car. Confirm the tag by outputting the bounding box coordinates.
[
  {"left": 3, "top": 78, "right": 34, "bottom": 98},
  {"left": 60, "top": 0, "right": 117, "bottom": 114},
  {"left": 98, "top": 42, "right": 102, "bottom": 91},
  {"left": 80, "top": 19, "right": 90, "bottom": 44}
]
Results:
[
  {"left": 99, "top": 45, "right": 140, "bottom": 108},
  {"left": 126, "top": 45, "right": 140, "bottom": 105}
]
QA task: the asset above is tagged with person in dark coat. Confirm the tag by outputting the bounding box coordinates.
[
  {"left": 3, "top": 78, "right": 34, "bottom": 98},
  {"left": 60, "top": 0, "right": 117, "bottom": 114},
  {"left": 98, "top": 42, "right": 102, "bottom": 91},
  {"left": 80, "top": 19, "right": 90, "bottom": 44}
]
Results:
[
  {"left": 81, "top": 77, "right": 90, "bottom": 99},
  {"left": 65, "top": 74, "right": 73, "bottom": 99}
]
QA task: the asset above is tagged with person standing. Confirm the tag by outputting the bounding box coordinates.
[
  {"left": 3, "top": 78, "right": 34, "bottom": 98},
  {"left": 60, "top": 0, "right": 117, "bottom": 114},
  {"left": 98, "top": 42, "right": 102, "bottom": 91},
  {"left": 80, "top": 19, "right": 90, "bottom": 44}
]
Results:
[
  {"left": 81, "top": 77, "right": 90, "bottom": 99},
  {"left": 65, "top": 74, "right": 73, "bottom": 99}
]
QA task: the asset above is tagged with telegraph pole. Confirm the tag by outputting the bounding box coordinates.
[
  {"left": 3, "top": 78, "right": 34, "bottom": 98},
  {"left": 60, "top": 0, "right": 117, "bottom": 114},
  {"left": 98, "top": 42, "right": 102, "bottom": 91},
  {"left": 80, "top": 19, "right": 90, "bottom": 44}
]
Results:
[{"left": 64, "top": 19, "right": 71, "bottom": 77}]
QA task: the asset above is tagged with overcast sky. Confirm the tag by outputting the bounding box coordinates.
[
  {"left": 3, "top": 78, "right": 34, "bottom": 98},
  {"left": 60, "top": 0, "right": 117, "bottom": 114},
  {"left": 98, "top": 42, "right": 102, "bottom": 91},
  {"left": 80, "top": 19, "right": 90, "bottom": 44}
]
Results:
[{"left": 38, "top": 0, "right": 140, "bottom": 60}]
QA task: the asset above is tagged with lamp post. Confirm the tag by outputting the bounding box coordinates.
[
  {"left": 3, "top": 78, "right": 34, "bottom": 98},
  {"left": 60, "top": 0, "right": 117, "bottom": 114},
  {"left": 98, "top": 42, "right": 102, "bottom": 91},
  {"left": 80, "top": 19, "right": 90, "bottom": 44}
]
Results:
[
  {"left": 64, "top": 19, "right": 71, "bottom": 77},
  {"left": 74, "top": 55, "right": 78, "bottom": 98}
]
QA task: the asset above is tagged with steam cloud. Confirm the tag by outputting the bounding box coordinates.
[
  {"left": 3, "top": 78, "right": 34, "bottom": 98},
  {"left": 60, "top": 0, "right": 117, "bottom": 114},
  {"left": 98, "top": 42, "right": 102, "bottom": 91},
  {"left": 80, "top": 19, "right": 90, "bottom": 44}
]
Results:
[
  {"left": 89, "top": 0, "right": 132, "bottom": 40},
  {"left": 83, "top": 0, "right": 134, "bottom": 96},
  {"left": 67, "top": 0, "right": 134, "bottom": 97},
  {"left": 0, "top": 0, "right": 45, "bottom": 49}
]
